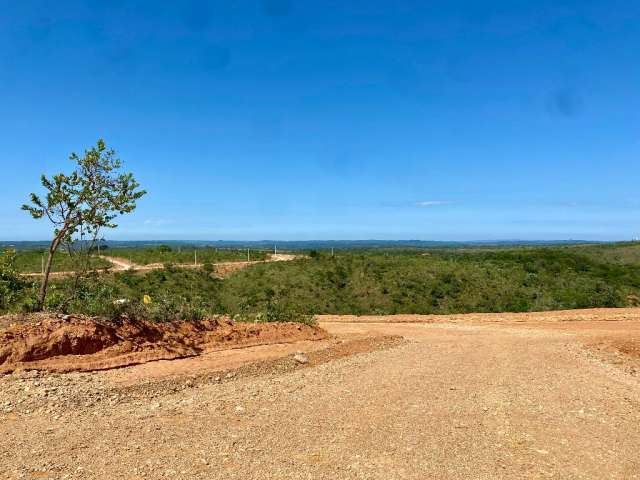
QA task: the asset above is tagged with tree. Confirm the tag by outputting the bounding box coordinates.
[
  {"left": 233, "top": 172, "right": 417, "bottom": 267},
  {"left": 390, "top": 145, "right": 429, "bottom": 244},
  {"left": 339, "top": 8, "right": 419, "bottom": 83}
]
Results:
[{"left": 22, "top": 139, "right": 146, "bottom": 310}]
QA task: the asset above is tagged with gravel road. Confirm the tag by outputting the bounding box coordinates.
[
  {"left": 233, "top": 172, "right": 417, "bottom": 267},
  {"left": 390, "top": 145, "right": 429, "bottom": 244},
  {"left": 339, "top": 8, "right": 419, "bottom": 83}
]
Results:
[{"left": 1, "top": 311, "right": 640, "bottom": 479}]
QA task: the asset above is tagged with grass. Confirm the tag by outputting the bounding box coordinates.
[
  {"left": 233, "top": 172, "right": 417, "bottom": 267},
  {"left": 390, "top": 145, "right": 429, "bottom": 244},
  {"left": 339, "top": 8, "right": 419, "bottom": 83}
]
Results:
[{"left": 13, "top": 250, "right": 110, "bottom": 273}]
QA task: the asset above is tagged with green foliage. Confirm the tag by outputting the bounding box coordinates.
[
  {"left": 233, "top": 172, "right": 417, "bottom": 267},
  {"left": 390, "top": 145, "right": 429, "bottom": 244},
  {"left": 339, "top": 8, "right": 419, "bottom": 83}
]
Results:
[
  {"left": 21, "top": 139, "right": 146, "bottom": 236},
  {"left": 5, "top": 243, "right": 640, "bottom": 323},
  {"left": 12, "top": 250, "right": 110, "bottom": 273},
  {"left": 21, "top": 139, "right": 146, "bottom": 308},
  {"left": 42, "top": 268, "right": 223, "bottom": 322},
  {"left": 0, "top": 249, "right": 19, "bottom": 279},
  {"left": 219, "top": 248, "right": 640, "bottom": 315},
  {"left": 232, "top": 286, "right": 316, "bottom": 325},
  {"left": 0, "top": 250, "right": 22, "bottom": 309},
  {"left": 0, "top": 250, "right": 36, "bottom": 311},
  {"left": 202, "top": 262, "right": 214, "bottom": 274},
  {"left": 562, "top": 242, "right": 640, "bottom": 266}
]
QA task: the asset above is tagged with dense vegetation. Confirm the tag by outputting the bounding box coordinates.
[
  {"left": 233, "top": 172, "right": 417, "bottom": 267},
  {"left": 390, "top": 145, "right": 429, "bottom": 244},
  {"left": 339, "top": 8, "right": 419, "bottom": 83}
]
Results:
[
  {"left": 562, "top": 242, "right": 640, "bottom": 267},
  {"left": 0, "top": 250, "right": 32, "bottom": 311},
  {"left": 221, "top": 247, "right": 640, "bottom": 315},
  {"left": 2, "top": 243, "right": 640, "bottom": 322}
]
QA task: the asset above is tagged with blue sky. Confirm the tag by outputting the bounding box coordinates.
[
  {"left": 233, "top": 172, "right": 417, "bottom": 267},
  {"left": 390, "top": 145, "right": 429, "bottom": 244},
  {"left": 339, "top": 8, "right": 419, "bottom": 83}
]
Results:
[{"left": 1, "top": 0, "right": 639, "bottom": 241}]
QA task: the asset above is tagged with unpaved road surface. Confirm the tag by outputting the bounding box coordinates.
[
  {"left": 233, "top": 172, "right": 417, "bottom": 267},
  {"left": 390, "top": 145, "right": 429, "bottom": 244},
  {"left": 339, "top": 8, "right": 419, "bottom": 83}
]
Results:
[
  {"left": 22, "top": 253, "right": 299, "bottom": 278},
  {"left": 99, "top": 255, "right": 136, "bottom": 271},
  {"left": 2, "top": 308, "right": 640, "bottom": 479}
]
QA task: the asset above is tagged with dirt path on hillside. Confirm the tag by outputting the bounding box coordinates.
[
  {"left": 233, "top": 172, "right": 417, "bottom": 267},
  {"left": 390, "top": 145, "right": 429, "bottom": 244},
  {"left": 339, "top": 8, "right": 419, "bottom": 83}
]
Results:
[
  {"left": 99, "top": 255, "right": 137, "bottom": 270},
  {"left": 2, "top": 308, "right": 640, "bottom": 478},
  {"left": 21, "top": 253, "right": 299, "bottom": 278}
]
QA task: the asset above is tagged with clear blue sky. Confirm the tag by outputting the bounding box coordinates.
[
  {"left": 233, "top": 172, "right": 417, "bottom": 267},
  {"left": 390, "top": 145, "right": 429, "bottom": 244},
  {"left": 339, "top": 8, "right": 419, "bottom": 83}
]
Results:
[{"left": 1, "top": 0, "right": 639, "bottom": 241}]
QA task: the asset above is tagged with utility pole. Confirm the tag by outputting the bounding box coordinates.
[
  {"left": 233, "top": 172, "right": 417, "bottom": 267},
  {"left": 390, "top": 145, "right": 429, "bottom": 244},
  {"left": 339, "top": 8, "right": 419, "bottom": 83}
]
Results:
[
  {"left": 274, "top": 244, "right": 277, "bottom": 255},
  {"left": 41, "top": 253, "right": 44, "bottom": 275},
  {"left": 247, "top": 248, "right": 250, "bottom": 262},
  {"left": 331, "top": 247, "right": 334, "bottom": 257},
  {"left": 194, "top": 250, "right": 197, "bottom": 266}
]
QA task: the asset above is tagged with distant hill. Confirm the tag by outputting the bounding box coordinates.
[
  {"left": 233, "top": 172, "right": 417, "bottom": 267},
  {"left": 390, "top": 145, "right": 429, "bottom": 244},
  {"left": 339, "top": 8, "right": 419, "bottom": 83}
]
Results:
[{"left": 0, "top": 239, "right": 603, "bottom": 251}]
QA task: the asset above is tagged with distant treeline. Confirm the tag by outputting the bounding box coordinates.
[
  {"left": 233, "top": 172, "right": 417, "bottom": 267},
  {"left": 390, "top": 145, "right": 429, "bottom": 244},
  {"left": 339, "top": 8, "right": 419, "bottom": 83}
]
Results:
[{"left": 0, "top": 238, "right": 605, "bottom": 251}]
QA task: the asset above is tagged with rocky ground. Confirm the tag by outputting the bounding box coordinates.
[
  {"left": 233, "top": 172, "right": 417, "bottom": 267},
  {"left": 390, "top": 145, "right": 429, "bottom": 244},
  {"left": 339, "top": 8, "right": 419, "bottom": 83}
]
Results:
[{"left": 1, "top": 308, "right": 640, "bottom": 479}]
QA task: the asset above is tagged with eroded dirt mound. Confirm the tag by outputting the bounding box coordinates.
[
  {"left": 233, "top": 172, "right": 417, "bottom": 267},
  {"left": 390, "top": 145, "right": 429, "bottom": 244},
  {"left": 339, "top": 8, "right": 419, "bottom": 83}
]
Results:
[
  {"left": 0, "top": 315, "right": 327, "bottom": 373},
  {"left": 585, "top": 335, "right": 640, "bottom": 376},
  {"left": 613, "top": 338, "right": 640, "bottom": 359}
]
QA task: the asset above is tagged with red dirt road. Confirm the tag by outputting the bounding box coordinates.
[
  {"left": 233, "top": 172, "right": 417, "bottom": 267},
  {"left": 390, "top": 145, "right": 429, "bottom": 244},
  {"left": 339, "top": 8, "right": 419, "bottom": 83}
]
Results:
[{"left": 1, "top": 308, "right": 640, "bottom": 479}]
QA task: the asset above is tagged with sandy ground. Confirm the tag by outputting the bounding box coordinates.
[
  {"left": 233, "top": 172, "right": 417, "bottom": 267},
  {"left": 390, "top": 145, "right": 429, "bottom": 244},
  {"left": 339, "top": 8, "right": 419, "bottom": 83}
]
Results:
[{"left": 2, "top": 308, "right": 640, "bottom": 479}]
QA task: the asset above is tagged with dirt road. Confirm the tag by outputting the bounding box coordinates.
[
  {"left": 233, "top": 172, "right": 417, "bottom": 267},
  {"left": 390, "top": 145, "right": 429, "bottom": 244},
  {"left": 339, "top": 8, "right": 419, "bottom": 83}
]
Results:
[
  {"left": 21, "top": 253, "right": 299, "bottom": 278},
  {"left": 2, "top": 308, "right": 640, "bottom": 479}
]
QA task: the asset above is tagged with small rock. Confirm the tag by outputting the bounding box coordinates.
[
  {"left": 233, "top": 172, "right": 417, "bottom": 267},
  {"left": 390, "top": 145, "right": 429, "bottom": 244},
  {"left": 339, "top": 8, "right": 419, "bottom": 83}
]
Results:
[
  {"left": 225, "top": 372, "right": 236, "bottom": 379},
  {"left": 235, "top": 405, "right": 245, "bottom": 414},
  {"left": 293, "top": 353, "right": 309, "bottom": 364},
  {"left": 62, "top": 315, "right": 71, "bottom": 321}
]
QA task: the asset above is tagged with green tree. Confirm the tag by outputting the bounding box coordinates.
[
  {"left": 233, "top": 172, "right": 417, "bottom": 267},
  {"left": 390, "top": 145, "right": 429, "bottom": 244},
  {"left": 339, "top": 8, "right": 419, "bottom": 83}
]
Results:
[{"left": 22, "top": 140, "right": 146, "bottom": 310}]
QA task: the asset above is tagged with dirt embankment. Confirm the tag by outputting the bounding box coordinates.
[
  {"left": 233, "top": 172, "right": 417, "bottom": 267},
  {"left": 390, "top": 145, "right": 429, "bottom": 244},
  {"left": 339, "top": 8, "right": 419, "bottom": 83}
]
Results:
[{"left": 0, "top": 316, "right": 327, "bottom": 374}]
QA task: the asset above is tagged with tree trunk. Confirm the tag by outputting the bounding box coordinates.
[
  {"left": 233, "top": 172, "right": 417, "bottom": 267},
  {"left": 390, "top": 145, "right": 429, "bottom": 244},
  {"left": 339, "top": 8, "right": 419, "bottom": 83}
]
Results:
[{"left": 37, "top": 235, "right": 62, "bottom": 311}]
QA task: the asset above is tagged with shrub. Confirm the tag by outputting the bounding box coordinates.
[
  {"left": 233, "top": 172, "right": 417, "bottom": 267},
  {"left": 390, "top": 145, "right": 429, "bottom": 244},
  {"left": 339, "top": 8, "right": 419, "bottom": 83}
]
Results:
[
  {"left": 0, "top": 249, "right": 34, "bottom": 312},
  {"left": 202, "top": 262, "right": 214, "bottom": 274},
  {"left": 234, "top": 301, "right": 316, "bottom": 326}
]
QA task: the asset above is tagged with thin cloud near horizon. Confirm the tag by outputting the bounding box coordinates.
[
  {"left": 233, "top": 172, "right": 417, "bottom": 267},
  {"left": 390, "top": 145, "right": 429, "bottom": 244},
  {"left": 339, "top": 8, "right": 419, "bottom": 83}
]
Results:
[{"left": 415, "top": 201, "right": 452, "bottom": 207}]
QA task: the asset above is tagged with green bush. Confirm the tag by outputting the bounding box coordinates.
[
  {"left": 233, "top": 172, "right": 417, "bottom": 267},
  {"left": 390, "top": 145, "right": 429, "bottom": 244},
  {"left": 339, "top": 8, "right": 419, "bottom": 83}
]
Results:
[{"left": 0, "top": 249, "right": 36, "bottom": 311}]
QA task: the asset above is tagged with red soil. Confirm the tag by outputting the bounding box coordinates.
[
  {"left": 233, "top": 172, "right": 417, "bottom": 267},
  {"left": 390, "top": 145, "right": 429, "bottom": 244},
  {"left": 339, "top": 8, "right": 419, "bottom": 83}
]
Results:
[{"left": 0, "top": 316, "right": 327, "bottom": 373}]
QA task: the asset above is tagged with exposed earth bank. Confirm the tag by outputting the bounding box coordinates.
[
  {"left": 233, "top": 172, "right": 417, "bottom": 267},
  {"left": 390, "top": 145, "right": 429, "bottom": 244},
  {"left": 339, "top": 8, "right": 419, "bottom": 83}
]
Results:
[{"left": 0, "top": 315, "right": 327, "bottom": 373}]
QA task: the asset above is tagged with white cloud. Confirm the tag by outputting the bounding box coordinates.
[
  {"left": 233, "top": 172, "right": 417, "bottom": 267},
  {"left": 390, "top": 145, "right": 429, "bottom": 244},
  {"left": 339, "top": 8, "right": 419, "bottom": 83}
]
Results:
[
  {"left": 143, "top": 218, "right": 173, "bottom": 226},
  {"left": 415, "top": 201, "right": 451, "bottom": 207}
]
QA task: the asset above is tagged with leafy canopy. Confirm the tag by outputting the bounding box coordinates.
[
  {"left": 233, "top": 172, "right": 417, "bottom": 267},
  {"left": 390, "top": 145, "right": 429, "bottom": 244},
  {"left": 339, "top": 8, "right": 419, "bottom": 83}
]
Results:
[{"left": 21, "top": 139, "right": 146, "bottom": 242}]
